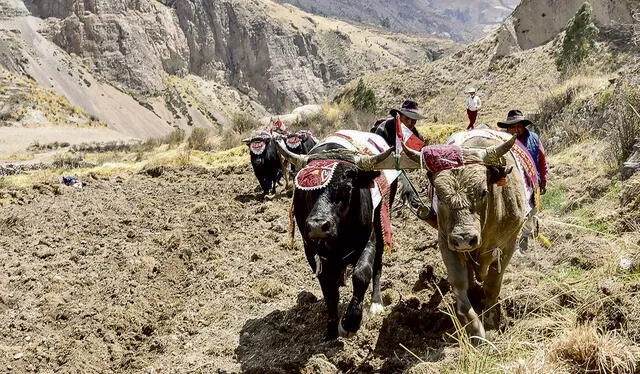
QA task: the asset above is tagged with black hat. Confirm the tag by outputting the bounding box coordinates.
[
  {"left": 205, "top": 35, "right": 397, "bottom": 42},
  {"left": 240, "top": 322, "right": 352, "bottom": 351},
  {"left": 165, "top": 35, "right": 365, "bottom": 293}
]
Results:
[
  {"left": 389, "top": 100, "right": 426, "bottom": 120},
  {"left": 497, "top": 109, "right": 533, "bottom": 128}
]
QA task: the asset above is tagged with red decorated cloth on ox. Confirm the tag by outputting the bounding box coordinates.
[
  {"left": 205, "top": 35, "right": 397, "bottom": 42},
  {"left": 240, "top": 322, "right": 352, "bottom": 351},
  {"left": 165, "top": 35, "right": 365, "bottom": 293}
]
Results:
[
  {"left": 285, "top": 130, "right": 317, "bottom": 149},
  {"left": 420, "top": 145, "right": 464, "bottom": 172}
]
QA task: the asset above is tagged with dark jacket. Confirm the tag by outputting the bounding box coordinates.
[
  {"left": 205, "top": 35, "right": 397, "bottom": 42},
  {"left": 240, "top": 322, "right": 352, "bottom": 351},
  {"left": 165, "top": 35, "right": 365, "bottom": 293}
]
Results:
[{"left": 372, "top": 118, "right": 425, "bottom": 147}]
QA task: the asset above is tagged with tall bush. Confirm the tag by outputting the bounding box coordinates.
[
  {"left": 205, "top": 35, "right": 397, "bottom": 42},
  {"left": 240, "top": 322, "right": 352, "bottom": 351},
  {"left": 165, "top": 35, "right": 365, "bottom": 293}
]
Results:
[
  {"left": 352, "top": 78, "right": 377, "bottom": 113},
  {"left": 188, "top": 127, "right": 213, "bottom": 151},
  {"left": 556, "top": 2, "right": 599, "bottom": 73}
]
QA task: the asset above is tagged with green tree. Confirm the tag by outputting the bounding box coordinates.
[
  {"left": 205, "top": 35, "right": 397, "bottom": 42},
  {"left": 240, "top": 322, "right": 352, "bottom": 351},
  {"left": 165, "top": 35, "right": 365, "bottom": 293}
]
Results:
[
  {"left": 556, "top": 2, "right": 599, "bottom": 72},
  {"left": 352, "top": 78, "right": 377, "bottom": 113}
]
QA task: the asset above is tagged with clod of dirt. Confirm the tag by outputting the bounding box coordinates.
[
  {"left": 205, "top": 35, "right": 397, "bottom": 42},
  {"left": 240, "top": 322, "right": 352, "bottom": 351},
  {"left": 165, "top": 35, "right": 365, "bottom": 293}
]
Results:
[
  {"left": 381, "top": 289, "right": 398, "bottom": 306},
  {"left": 413, "top": 265, "right": 437, "bottom": 292},
  {"left": 165, "top": 232, "right": 181, "bottom": 251},
  {"left": 190, "top": 202, "right": 208, "bottom": 214},
  {"left": 296, "top": 291, "right": 318, "bottom": 306},
  {"left": 577, "top": 293, "right": 628, "bottom": 333},
  {"left": 300, "top": 354, "right": 338, "bottom": 374},
  {"left": 255, "top": 278, "right": 284, "bottom": 299},
  {"left": 406, "top": 362, "right": 441, "bottom": 374},
  {"left": 141, "top": 165, "right": 165, "bottom": 178}
]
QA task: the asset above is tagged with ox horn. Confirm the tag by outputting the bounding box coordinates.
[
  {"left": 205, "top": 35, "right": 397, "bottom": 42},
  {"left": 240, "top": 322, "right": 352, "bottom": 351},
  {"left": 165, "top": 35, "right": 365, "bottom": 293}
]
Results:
[
  {"left": 357, "top": 145, "right": 421, "bottom": 170},
  {"left": 402, "top": 142, "right": 422, "bottom": 163},
  {"left": 275, "top": 138, "right": 309, "bottom": 170},
  {"left": 463, "top": 135, "right": 516, "bottom": 166},
  {"left": 483, "top": 135, "right": 516, "bottom": 165},
  {"left": 354, "top": 147, "right": 394, "bottom": 171}
]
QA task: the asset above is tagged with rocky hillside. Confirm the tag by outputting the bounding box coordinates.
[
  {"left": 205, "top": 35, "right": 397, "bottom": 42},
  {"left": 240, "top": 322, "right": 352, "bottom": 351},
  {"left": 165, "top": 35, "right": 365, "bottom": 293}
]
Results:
[
  {"left": 0, "top": 0, "right": 455, "bottom": 157},
  {"left": 273, "top": 0, "right": 521, "bottom": 42},
  {"left": 21, "top": 0, "right": 453, "bottom": 115},
  {"left": 342, "top": 0, "right": 635, "bottom": 125}
]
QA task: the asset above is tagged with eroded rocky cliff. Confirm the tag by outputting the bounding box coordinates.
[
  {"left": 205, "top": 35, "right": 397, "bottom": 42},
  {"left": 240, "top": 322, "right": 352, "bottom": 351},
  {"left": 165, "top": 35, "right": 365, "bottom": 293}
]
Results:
[
  {"left": 272, "top": 0, "right": 521, "bottom": 42},
  {"left": 23, "top": 0, "right": 454, "bottom": 115},
  {"left": 494, "top": 0, "right": 633, "bottom": 57}
]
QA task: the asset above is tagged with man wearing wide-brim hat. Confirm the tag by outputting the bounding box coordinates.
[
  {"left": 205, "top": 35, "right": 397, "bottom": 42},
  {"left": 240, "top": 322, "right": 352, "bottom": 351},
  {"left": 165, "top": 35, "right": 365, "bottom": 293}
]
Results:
[
  {"left": 371, "top": 100, "right": 436, "bottom": 226},
  {"left": 373, "top": 99, "right": 426, "bottom": 149},
  {"left": 464, "top": 87, "right": 481, "bottom": 130},
  {"left": 499, "top": 109, "right": 550, "bottom": 253},
  {"left": 497, "top": 109, "right": 548, "bottom": 194}
]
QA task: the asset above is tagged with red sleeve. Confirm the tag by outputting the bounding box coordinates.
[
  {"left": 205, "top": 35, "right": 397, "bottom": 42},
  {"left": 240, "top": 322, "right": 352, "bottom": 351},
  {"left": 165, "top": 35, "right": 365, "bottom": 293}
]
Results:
[{"left": 538, "top": 142, "right": 548, "bottom": 182}]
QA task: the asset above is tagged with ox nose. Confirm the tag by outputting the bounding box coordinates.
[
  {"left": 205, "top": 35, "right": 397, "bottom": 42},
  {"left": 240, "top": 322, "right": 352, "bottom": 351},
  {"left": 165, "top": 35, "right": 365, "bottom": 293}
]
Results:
[
  {"left": 306, "top": 218, "right": 334, "bottom": 240},
  {"left": 449, "top": 233, "right": 480, "bottom": 251}
]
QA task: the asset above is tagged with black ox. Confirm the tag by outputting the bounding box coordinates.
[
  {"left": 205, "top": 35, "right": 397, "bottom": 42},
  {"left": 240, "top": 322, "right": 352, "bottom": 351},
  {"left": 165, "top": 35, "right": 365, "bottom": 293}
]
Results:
[
  {"left": 284, "top": 130, "right": 317, "bottom": 157},
  {"left": 276, "top": 135, "right": 395, "bottom": 340},
  {"left": 243, "top": 131, "right": 316, "bottom": 196},
  {"left": 243, "top": 134, "right": 287, "bottom": 196}
]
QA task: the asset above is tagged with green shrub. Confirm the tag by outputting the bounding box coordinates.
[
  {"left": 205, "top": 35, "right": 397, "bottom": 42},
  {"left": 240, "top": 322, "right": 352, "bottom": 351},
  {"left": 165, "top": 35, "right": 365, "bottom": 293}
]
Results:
[
  {"left": 219, "top": 129, "right": 242, "bottom": 151},
  {"left": 232, "top": 112, "right": 259, "bottom": 134},
  {"left": 164, "top": 128, "right": 185, "bottom": 147},
  {"left": 602, "top": 82, "right": 640, "bottom": 168},
  {"left": 52, "top": 152, "right": 84, "bottom": 169},
  {"left": 187, "top": 127, "right": 212, "bottom": 151},
  {"left": 352, "top": 78, "right": 377, "bottom": 113},
  {"left": 556, "top": 2, "right": 599, "bottom": 73}
]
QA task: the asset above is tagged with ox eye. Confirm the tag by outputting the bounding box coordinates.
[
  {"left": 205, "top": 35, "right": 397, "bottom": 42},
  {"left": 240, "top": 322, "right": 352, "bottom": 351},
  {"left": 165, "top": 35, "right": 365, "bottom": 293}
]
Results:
[{"left": 481, "top": 190, "right": 489, "bottom": 199}]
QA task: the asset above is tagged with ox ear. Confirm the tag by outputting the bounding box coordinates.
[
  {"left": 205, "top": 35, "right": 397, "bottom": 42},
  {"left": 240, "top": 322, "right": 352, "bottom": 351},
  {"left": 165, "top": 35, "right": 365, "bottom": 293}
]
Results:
[{"left": 241, "top": 138, "right": 252, "bottom": 145}]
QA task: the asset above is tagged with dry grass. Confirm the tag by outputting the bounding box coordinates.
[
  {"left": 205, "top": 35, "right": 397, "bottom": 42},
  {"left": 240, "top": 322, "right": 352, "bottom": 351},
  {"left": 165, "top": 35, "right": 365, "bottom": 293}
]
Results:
[
  {"left": 0, "top": 69, "right": 97, "bottom": 128},
  {"left": 550, "top": 325, "right": 639, "bottom": 374},
  {"left": 0, "top": 141, "right": 249, "bottom": 192}
]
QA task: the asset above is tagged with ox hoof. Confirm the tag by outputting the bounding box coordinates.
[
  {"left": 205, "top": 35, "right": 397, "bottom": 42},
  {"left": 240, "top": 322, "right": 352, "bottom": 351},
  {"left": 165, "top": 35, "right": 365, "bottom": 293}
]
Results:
[
  {"left": 338, "top": 320, "right": 356, "bottom": 338},
  {"left": 370, "top": 303, "right": 384, "bottom": 314}
]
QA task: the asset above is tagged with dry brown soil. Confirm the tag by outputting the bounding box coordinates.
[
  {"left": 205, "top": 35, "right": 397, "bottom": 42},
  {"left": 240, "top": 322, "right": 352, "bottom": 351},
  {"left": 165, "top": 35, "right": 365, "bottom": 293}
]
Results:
[{"left": 0, "top": 164, "right": 637, "bottom": 373}]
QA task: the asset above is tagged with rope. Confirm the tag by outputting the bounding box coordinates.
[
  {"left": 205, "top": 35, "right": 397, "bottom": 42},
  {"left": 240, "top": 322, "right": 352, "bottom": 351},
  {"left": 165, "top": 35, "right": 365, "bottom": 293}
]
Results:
[{"left": 400, "top": 170, "right": 430, "bottom": 219}]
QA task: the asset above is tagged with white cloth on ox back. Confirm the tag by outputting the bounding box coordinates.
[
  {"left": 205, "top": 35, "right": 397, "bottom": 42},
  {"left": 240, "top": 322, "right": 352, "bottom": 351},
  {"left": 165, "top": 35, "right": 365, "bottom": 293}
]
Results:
[
  {"left": 312, "top": 130, "right": 401, "bottom": 210},
  {"left": 445, "top": 128, "right": 534, "bottom": 217}
]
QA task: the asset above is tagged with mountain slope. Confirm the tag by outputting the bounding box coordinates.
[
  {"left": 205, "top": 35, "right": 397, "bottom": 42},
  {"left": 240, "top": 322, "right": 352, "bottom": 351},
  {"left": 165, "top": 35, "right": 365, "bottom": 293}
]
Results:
[
  {"left": 0, "top": 0, "right": 455, "bottom": 157},
  {"left": 272, "top": 0, "right": 521, "bottom": 42},
  {"left": 340, "top": 0, "right": 634, "bottom": 125},
  {"left": 23, "top": 0, "right": 454, "bottom": 114}
]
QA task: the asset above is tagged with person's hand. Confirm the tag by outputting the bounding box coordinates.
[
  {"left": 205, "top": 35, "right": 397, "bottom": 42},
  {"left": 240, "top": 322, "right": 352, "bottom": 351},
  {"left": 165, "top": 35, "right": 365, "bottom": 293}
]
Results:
[{"left": 540, "top": 180, "right": 546, "bottom": 195}]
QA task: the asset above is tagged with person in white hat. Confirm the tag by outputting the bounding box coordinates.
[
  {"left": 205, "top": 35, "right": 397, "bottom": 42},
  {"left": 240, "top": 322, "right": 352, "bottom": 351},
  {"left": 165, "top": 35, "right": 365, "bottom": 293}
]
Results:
[{"left": 464, "top": 87, "right": 482, "bottom": 130}]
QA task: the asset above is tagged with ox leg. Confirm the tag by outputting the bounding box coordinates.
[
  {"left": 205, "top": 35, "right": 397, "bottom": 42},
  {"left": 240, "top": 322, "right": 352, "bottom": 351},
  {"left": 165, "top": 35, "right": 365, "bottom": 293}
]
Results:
[
  {"left": 370, "top": 218, "right": 385, "bottom": 314},
  {"left": 318, "top": 270, "right": 341, "bottom": 340},
  {"left": 441, "top": 245, "right": 485, "bottom": 343},
  {"left": 483, "top": 245, "right": 515, "bottom": 331},
  {"left": 339, "top": 232, "right": 377, "bottom": 337},
  {"left": 281, "top": 161, "right": 291, "bottom": 190}
]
